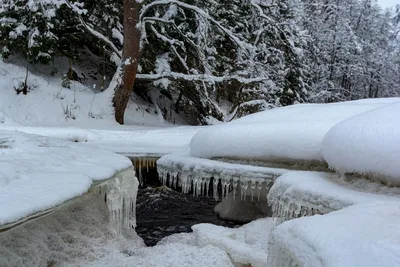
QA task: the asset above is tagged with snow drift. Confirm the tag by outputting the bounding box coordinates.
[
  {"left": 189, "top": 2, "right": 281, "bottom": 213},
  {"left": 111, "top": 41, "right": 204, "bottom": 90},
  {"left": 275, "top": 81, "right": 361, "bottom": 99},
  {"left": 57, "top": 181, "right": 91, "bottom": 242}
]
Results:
[
  {"left": 322, "top": 101, "right": 400, "bottom": 185},
  {"left": 190, "top": 98, "right": 400, "bottom": 163}
]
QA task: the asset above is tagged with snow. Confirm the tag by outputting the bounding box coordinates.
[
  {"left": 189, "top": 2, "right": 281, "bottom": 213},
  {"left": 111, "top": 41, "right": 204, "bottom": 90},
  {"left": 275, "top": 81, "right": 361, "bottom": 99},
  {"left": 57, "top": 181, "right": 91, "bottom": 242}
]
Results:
[
  {"left": 85, "top": 218, "right": 275, "bottom": 266},
  {"left": 268, "top": 201, "right": 400, "bottom": 267},
  {"left": 322, "top": 101, "right": 400, "bottom": 185},
  {"left": 190, "top": 99, "right": 400, "bottom": 162},
  {"left": 0, "top": 59, "right": 175, "bottom": 128},
  {"left": 87, "top": 243, "right": 234, "bottom": 267},
  {"left": 193, "top": 220, "right": 273, "bottom": 267},
  {"left": 0, "top": 130, "right": 132, "bottom": 226},
  {"left": 268, "top": 171, "right": 400, "bottom": 222}
]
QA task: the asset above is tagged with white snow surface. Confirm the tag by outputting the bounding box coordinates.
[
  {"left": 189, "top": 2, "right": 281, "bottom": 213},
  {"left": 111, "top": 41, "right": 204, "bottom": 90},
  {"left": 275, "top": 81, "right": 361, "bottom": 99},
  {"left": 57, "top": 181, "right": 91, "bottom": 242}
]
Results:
[
  {"left": 190, "top": 98, "right": 400, "bottom": 161},
  {"left": 322, "top": 101, "right": 400, "bottom": 185},
  {"left": 269, "top": 201, "right": 400, "bottom": 267},
  {"left": 0, "top": 130, "right": 132, "bottom": 226},
  {"left": 0, "top": 125, "right": 203, "bottom": 156},
  {"left": 87, "top": 243, "right": 234, "bottom": 267},
  {"left": 193, "top": 218, "right": 274, "bottom": 267},
  {"left": 152, "top": 218, "right": 275, "bottom": 267},
  {"left": 268, "top": 171, "right": 400, "bottom": 216}
]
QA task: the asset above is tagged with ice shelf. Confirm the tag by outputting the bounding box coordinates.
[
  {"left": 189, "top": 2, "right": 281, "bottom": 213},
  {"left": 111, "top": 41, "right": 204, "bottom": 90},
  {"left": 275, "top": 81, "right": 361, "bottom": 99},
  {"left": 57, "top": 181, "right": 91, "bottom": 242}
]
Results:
[
  {"left": 1, "top": 167, "right": 138, "bottom": 235},
  {"left": 268, "top": 171, "right": 400, "bottom": 223},
  {"left": 0, "top": 130, "right": 137, "bottom": 234},
  {"left": 157, "top": 153, "right": 288, "bottom": 201}
]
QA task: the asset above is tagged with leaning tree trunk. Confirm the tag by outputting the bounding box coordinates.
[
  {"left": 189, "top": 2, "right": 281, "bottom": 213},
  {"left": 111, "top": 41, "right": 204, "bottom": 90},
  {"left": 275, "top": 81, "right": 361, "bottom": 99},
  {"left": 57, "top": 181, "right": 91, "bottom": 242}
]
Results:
[{"left": 113, "top": 0, "right": 141, "bottom": 124}]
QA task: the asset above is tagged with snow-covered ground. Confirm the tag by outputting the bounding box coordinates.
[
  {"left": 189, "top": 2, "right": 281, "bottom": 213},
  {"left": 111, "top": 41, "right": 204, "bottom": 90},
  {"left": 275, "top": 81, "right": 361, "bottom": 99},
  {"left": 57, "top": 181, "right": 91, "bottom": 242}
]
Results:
[{"left": 268, "top": 201, "right": 400, "bottom": 267}]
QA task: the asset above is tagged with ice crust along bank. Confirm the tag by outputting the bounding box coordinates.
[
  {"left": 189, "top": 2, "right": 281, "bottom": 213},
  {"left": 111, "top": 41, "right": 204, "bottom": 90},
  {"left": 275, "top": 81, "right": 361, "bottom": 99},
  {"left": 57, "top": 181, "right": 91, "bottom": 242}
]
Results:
[
  {"left": 157, "top": 153, "right": 287, "bottom": 201},
  {"left": 0, "top": 130, "right": 137, "bottom": 234}
]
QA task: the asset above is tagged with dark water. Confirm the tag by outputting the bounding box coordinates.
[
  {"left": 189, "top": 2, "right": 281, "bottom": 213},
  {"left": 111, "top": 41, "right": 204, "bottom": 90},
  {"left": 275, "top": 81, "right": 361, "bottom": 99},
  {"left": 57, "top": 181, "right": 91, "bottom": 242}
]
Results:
[{"left": 135, "top": 166, "right": 240, "bottom": 246}]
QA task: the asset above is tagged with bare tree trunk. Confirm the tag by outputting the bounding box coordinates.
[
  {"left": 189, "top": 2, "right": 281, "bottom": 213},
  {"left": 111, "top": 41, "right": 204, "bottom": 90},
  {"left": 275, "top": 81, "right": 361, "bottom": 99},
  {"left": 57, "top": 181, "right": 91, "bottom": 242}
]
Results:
[{"left": 113, "top": 0, "right": 141, "bottom": 124}]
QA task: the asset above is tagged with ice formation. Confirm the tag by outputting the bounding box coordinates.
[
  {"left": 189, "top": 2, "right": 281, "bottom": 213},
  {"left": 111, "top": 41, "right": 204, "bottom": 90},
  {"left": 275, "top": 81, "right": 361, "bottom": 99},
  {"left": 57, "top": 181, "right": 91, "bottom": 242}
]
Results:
[
  {"left": 157, "top": 153, "right": 287, "bottom": 201},
  {"left": 92, "top": 167, "right": 139, "bottom": 234},
  {"left": 267, "top": 171, "right": 400, "bottom": 223},
  {"left": 0, "top": 130, "right": 138, "bottom": 238},
  {"left": 0, "top": 130, "right": 133, "bottom": 228},
  {"left": 131, "top": 157, "right": 158, "bottom": 186},
  {"left": 0, "top": 193, "right": 144, "bottom": 267},
  {"left": 268, "top": 202, "right": 400, "bottom": 267}
]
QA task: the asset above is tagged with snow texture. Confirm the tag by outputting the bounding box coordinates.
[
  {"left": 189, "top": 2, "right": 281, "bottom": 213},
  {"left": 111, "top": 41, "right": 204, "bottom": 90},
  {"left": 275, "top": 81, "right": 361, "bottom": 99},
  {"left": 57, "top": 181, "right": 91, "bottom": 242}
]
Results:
[
  {"left": 268, "top": 171, "right": 400, "bottom": 222},
  {"left": 0, "top": 130, "right": 132, "bottom": 226},
  {"left": 1, "top": 125, "right": 202, "bottom": 156},
  {"left": 268, "top": 201, "right": 400, "bottom": 267},
  {"left": 322, "top": 101, "right": 400, "bottom": 185},
  {"left": 157, "top": 153, "right": 287, "bottom": 201},
  {"left": 190, "top": 98, "right": 400, "bottom": 162},
  {"left": 154, "top": 218, "right": 274, "bottom": 267},
  {"left": 87, "top": 243, "right": 234, "bottom": 267},
  {"left": 193, "top": 219, "right": 274, "bottom": 267}
]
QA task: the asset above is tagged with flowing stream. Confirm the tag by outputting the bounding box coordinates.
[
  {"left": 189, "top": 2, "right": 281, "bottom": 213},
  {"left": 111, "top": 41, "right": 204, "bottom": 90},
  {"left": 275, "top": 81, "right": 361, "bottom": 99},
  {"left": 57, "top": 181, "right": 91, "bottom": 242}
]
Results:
[{"left": 134, "top": 162, "right": 240, "bottom": 246}]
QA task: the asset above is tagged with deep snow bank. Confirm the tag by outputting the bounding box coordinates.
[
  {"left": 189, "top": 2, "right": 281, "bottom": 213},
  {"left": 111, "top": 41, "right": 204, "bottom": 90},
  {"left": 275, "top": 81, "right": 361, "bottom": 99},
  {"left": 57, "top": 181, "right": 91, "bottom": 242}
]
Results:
[
  {"left": 190, "top": 99, "right": 400, "bottom": 162},
  {"left": 268, "top": 201, "right": 400, "bottom": 267},
  {"left": 0, "top": 130, "right": 133, "bottom": 227},
  {"left": 322, "top": 101, "right": 400, "bottom": 185}
]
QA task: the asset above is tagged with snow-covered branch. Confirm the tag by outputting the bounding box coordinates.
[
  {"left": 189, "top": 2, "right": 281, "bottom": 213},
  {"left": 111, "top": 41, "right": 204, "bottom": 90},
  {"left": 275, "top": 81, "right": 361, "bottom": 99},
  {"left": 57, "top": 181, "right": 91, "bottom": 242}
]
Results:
[
  {"left": 139, "top": 0, "right": 252, "bottom": 56},
  {"left": 65, "top": 0, "right": 122, "bottom": 59},
  {"left": 136, "top": 72, "right": 269, "bottom": 84}
]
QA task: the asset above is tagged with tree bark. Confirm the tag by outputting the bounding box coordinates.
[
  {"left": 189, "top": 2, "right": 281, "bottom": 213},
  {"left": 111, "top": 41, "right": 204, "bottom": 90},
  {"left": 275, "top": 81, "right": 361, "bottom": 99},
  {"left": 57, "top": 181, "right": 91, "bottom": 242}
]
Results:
[{"left": 113, "top": 0, "right": 141, "bottom": 124}]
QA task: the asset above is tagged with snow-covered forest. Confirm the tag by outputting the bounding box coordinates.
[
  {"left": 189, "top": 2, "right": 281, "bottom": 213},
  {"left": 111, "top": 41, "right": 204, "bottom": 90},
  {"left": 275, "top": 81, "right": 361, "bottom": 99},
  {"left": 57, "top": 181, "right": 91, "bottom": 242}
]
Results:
[{"left": 0, "top": 0, "right": 399, "bottom": 124}]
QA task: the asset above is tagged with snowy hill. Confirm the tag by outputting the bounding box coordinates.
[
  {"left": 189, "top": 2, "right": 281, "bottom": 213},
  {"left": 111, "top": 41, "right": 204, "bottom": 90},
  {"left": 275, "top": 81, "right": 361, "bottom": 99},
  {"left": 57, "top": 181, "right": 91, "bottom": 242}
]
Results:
[{"left": 0, "top": 60, "right": 171, "bottom": 128}]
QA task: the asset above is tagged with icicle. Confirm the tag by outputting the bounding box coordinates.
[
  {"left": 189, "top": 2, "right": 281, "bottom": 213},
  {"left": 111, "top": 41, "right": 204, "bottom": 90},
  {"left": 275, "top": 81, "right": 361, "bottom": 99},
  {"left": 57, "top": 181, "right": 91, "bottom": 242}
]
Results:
[
  {"left": 146, "top": 158, "right": 149, "bottom": 172},
  {"left": 250, "top": 181, "right": 256, "bottom": 202},
  {"left": 205, "top": 177, "right": 210, "bottom": 197},
  {"left": 243, "top": 180, "right": 249, "bottom": 201},
  {"left": 196, "top": 178, "right": 202, "bottom": 197},
  {"left": 182, "top": 174, "right": 188, "bottom": 194},
  {"left": 172, "top": 174, "right": 177, "bottom": 189},
  {"left": 213, "top": 177, "right": 219, "bottom": 201},
  {"left": 232, "top": 178, "right": 239, "bottom": 200},
  {"left": 257, "top": 181, "right": 263, "bottom": 201},
  {"left": 240, "top": 180, "right": 246, "bottom": 201},
  {"left": 107, "top": 190, "right": 123, "bottom": 235},
  {"left": 138, "top": 167, "right": 143, "bottom": 186}
]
